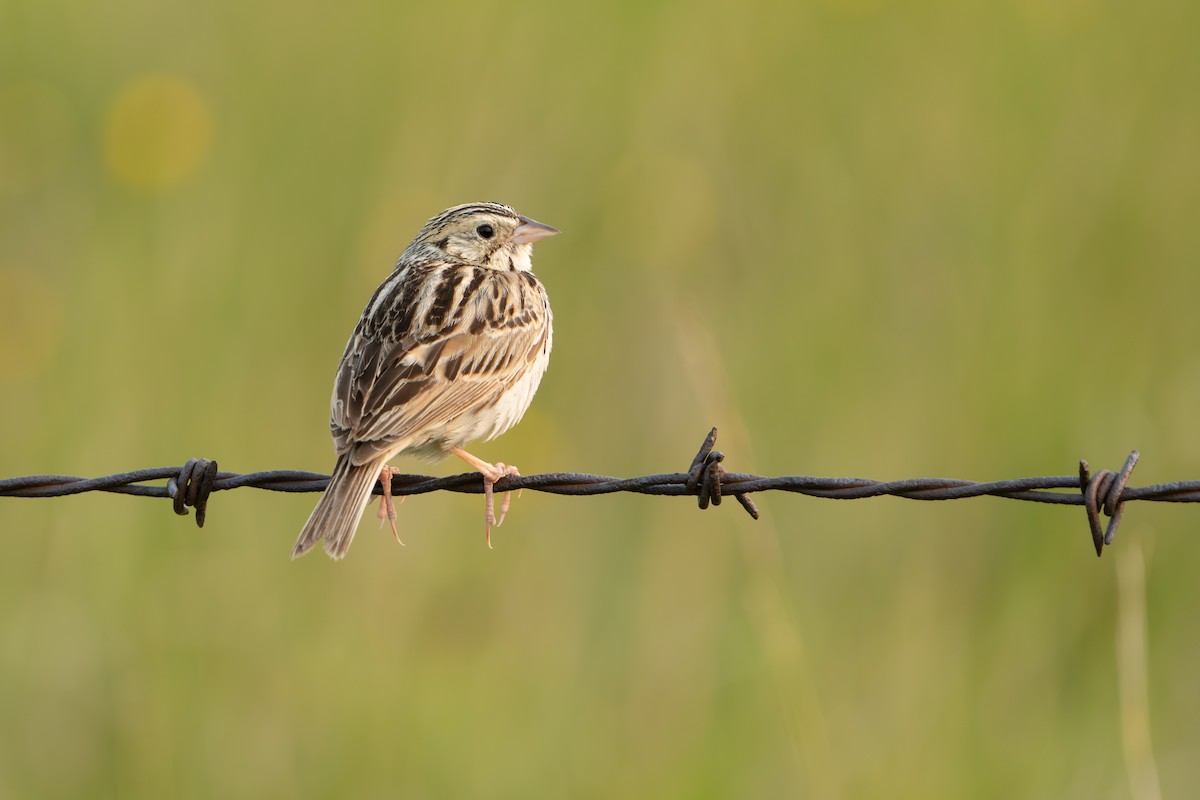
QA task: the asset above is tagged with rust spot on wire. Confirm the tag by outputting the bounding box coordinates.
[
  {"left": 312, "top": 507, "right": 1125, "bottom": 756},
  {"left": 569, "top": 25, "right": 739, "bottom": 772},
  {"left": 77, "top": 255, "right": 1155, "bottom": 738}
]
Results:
[
  {"left": 1079, "top": 451, "right": 1139, "bottom": 557},
  {"left": 168, "top": 458, "right": 219, "bottom": 528},
  {"left": 685, "top": 428, "right": 759, "bottom": 519}
]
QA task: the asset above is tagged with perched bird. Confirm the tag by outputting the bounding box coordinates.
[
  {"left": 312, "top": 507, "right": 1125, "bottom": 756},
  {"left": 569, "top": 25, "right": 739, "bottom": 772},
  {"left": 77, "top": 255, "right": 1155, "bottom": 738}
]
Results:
[{"left": 291, "top": 202, "right": 557, "bottom": 560}]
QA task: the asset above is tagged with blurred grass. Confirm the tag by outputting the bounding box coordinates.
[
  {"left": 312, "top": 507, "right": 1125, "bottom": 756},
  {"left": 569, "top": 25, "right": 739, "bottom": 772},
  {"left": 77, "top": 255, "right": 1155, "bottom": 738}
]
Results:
[{"left": 2, "top": 0, "right": 1200, "bottom": 796}]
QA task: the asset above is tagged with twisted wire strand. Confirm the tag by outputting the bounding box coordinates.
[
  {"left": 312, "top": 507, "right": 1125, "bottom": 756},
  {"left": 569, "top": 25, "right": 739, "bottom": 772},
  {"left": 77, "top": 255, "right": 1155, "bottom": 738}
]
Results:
[{"left": 3, "top": 428, "right": 1197, "bottom": 557}]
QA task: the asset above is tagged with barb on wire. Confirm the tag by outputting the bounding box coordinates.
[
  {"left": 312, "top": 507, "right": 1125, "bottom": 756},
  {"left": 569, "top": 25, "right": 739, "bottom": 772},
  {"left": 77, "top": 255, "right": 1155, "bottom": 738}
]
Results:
[{"left": 3, "top": 428, "right": 1198, "bottom": 558}]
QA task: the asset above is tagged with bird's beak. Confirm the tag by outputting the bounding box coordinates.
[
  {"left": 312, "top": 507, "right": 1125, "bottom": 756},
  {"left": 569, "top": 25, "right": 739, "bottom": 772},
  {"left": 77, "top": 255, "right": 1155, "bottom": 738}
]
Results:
[{"left": 513, "top": 216, "right": 560, "bottom": 244}]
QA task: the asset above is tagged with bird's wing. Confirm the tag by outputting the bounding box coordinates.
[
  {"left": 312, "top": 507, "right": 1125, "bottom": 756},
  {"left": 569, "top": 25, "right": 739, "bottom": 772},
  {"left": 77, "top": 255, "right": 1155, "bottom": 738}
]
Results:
[{"left": 329, "top": 261, "right": 550, "bottom": 465}]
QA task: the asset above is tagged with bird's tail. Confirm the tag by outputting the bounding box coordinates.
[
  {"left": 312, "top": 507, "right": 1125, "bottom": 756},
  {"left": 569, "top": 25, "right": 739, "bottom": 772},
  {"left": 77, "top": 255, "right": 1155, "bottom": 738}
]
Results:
[{"left": 291, "top": 455, "right": 386, "bottom": 560}]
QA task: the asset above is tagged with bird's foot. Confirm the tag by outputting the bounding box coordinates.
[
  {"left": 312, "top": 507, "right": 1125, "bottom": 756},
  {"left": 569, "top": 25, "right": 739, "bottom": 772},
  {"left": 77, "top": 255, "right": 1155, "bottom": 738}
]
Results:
[
  {"left": 481, "top": 463, "right": 521, "bottom": 548},
  {"left": 375, "top": 465, "right": 405, "bottom": 546},
  {"left": 450, "top": 447, "right": 521, "bottom": 548}
]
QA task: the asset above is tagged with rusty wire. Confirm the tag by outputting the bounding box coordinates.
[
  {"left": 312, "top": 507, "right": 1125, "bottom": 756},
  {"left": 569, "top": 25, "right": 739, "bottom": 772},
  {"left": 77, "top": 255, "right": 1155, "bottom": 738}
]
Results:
[{"left": 2, "top": 428, "right": 1197, "bottom": 558}]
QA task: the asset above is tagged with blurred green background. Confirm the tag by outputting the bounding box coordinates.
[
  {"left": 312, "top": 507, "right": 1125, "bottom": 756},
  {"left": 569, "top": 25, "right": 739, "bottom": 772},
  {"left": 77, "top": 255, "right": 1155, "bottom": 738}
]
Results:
[{"left": 2, "top": 0, "right": 1199, "bottom": 796}]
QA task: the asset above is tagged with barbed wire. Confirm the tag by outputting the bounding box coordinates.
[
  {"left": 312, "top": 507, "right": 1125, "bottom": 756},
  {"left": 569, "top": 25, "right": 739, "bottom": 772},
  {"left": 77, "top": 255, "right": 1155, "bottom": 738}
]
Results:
[{"left": 2, "top": 428, "right": 1197, "bottom": 557}]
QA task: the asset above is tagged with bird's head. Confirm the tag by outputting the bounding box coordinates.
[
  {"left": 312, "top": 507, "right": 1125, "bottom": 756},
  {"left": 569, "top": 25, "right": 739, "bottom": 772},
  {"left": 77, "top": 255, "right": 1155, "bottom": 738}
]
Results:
[{"left": 407, "top": 202, "right": 558, "bottom": 271}]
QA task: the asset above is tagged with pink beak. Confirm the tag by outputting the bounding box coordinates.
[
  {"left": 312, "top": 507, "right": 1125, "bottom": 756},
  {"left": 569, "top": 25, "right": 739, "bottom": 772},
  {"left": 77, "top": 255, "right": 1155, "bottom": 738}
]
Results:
[{"left": 513, "top": 216, "right": 560, "bottom": 244}]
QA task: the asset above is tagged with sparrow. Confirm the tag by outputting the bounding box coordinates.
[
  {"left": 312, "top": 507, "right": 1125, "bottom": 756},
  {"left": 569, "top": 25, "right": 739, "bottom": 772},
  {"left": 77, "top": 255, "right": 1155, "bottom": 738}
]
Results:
[{"left": 291, "top": 202, "right": 557, "bottom": 559}]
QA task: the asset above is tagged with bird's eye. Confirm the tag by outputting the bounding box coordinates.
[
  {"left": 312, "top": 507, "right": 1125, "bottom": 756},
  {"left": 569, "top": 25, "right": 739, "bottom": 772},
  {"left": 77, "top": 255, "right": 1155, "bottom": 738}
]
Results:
[{"left": 476, "top": 224, "right": 495, "bottom": 239}]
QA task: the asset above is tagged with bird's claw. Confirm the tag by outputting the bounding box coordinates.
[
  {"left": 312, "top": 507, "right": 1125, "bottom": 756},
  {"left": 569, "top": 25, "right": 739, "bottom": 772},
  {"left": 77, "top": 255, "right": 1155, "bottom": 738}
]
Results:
[
  {"left": 375, "top": 466, "right": 405, "bottom": 546},
  {"left": 482, "top": 463, "right": 520, "bottom": 549}
]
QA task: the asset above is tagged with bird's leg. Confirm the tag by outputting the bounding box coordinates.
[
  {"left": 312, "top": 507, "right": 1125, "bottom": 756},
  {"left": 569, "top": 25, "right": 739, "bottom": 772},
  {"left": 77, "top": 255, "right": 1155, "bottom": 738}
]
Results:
[
  {"left": 449, "top": 447, "right": 520, "bottom": 548},
  {"left": 487, "top": 463, "right": 521, "bottom": 529},
  {"left": 375, "top": 465, "right": 405, "bottom": 546}
]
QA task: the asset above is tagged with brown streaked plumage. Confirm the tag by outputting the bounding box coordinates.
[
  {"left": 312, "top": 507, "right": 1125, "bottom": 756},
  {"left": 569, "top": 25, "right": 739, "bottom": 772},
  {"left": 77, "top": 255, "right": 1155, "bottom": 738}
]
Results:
[{"left": 291, "top": 202, "right": 557, "bottom": 560}]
